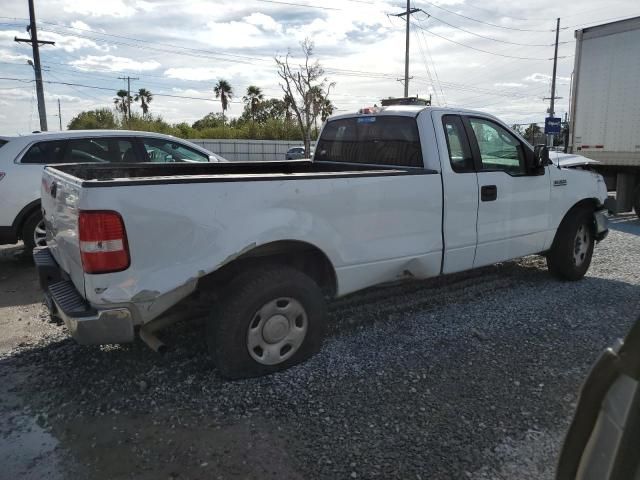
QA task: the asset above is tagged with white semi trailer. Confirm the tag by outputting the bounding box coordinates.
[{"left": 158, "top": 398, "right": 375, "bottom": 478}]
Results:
[{"left": 569, "top": 16, "right": 640, "bottom": 217}]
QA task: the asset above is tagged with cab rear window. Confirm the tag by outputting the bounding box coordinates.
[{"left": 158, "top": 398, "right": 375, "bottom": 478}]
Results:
[
  {"left": 0, "top": 140, "right": 7, "bottom": 149},
  {"left": 315, "top": 116, "right": 423, "bottom": 168}
]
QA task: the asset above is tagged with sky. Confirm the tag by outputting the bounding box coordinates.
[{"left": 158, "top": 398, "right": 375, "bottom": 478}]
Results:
[{"left": 0, "top": 0, "right": 638, "bottom": 134}]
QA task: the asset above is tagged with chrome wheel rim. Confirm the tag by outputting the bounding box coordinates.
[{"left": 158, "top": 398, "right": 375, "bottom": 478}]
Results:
[
  {"left": 34, "top": 219, "right": 47, "bottom": 248},
  {"left": 573, "top": 224, "right": 591, "bottom": 266},
  {"left": 247, "top": 297, "right": 308, "bottom": 366}
]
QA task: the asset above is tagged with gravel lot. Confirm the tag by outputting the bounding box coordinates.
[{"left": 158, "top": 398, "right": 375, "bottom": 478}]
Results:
[{"left": 1, "top": 214, "right": 639, "bottom": 480}]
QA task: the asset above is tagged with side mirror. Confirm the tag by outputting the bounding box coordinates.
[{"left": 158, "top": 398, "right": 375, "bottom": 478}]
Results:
[{"left": 533, "top": 144, "right": 550, "bottom": 168}]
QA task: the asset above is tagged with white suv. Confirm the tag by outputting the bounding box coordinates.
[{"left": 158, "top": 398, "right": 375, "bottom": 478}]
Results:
[{"left": 0, "top": 130, "right": 226, "bottom": 251}]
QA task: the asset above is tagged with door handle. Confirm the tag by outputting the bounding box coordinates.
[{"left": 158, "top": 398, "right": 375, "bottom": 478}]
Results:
[{"left": 481, "top": 185, "right": 497, "bottom": 201}]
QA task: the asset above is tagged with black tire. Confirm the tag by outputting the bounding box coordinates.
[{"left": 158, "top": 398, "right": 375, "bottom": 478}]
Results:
[
  {"left": 633, "top": 185, "right": 640, "bottom": 220},
  {"left": 21, "top": 210, "right": 44, "bottom": 253},
  {"left": 208, "top": 265, "right": 327, "bottom": 379},
  {"left": 546, "top": 207, "right": 595, "bottom": 281}
]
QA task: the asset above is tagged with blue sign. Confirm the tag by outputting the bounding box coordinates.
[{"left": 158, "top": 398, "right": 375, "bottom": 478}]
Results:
[{"left": 545, "top": 117, "right": 562, "bottom": 135}]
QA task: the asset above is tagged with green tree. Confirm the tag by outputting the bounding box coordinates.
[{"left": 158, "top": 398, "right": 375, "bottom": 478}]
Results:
[
  {"left": 134, "top": 88, "right": 153, "bottom": 116},
  {"left": 239, "top": 98, "right": 288, "bottom": 124},
  {"left": 192, "top": 112, "right": 225, "bottom": 130},
  {"left": 114, "top": 89, "right": 130, "bottom": 117},
  {"left": 67, "top": 108, "right": 118, "bottom": 130},
  {"left": 511, "top": 124, "right": 525, "bottom": 135},
  {"left": 213, "top": 79, "right": 233, "bottom": 124},
  {"left": 242, "top": 85, "right": 264, "bottom": 123},
  {"left": 524, "top": 123, "right": 542, "bottom": 144}
]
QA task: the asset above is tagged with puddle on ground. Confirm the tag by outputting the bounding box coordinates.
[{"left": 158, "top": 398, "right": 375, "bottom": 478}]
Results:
[{"left": 0, "top": 412, "right": 67, "bottom": 480}]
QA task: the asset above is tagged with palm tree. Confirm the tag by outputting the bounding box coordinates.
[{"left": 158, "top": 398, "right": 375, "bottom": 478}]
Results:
[
  {"left": 213, "top": 79, "right": 233, "bottom": 124},
  {"left": 114, "top": 89, "right": 129, "bottom": 117},
  {"left": 242, "top": 85, "right": 264, "bottom": 122},
  {"left": 320, "top": 98, "right": 335, "bottom": 122},
  {"left": 134, "top": 88, "right": 153, "bottom": 117}
]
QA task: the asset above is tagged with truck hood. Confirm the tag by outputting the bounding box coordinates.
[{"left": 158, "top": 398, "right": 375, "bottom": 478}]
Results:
[{"left": 550, "top": 152, "right": 600, "bottom": 168}]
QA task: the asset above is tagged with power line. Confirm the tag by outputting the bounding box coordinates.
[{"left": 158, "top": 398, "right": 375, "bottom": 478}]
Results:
[
  {"left": 412, "top": 27, "right": 438, "bottom": 103},
  {"left": 413, "top": 1, "right": 555, "bottom": 32},
  {"left": 414, "top": 15, "right": 445, "bottom": 105},
  {"left": 452, "top": 3, "right": 541, "bottom": 22},
  {"left": 409, "top": 19, "right": 568, "bottom": 61},
  {"left": 0, "top": 77, "right": 247, "bottom": 104},
  {"left": 416, "top": 10, "right": 564, "bottom": 47},
  {"left": 562, "top": 14, "right": 640, "bottom": 29},
  {"left": 254, "top": 0, "right": 342, "bottom": 10}
]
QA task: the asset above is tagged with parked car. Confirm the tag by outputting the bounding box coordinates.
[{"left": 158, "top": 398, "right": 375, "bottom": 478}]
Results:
[
  {"left": 0, "top": 130, "right": 226, "bottom": 251},
  {"left": 35, "top": 105, "right": 609, "bottom": 379},
  {"left": 285, "top": 146, "right": 305, "bottom": 160}
]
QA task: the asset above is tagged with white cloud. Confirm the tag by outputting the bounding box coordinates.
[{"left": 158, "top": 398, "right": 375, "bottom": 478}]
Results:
[
  {"left": 524, "top": 73, "right": 570, "bottom": 85},
  {"left": 0, "top": 27, "right": 112, "bottom": 53},
  {"left": 199, "top": 21, "right": 268, "bottom": 49},
  {"left": 494, "top": 82, "right": 526, "bottom": 88},
  {"left": 63, "top": 0, "right": 137, "bottom": 17},
  {"left": 164, "top": 67, "right": 228, "bottom": 81},
  {"left": 171, "top": 87, "right": 208, "bottom": 97},
  {"left": 0, "top": 48, "right": 31, "bottom": 63},
  {"left": 244, "top": 13, "right": 282, "bottom": 33},
  {"left": 70, "top": 55, "right": 161, "bottom": 72},
  {"left": 70, "top": 20, "right": 92, "bottom": 30}
]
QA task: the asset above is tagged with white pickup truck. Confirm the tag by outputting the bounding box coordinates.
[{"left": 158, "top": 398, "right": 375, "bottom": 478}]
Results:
[{"left": 35, "top": 105, "right": 609, "bottom": 378}]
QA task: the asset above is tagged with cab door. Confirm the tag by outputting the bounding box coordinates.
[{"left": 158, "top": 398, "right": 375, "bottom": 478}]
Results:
[
  {"left": 463, "top": 116, "right": 551, "bottom": 268},
  {"left": 436, "top": 113, "right": 479, "bottom": 274}
]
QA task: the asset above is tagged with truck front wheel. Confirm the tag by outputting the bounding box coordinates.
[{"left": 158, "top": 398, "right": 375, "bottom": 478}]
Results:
[
  {"left": 546, "top": 208, "right": 595, "bottom": 281},
  {"left": 208, "top": 265, "right": 327, "bottom": 379}
]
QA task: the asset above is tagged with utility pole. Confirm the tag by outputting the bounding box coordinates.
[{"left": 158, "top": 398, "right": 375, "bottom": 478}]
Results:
[
  {"left": 548, "top": 17, "right": 561, "bottom": 147},
  {"left": 57, "top": 98, "right": 62, "bottom": 130},
  {"left": 15, "top": 0, "right": 54, "bottom": 132},
  {"left": 393, "top": 1, "right": 420, "bottom": 97},
  {"left": 118, "top": 76, "right": 139, "bottom": 121}
]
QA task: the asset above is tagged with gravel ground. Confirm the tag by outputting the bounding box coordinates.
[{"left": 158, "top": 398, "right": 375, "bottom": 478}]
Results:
[{"left": 1, "top": 214, "right": 639, "bottom": 480}]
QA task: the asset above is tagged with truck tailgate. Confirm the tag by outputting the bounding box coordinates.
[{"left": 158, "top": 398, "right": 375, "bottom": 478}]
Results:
[{"left": 41, "top": 167, "right": 85, "bottom": 296}]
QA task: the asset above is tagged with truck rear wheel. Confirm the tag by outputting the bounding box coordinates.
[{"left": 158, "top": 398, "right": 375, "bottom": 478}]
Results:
[
  {"left": 208, "top": 265, "right": 327, "bottom": 379},
  {"left": 546, "top": 208, "right": 595, "bottom": 281}
]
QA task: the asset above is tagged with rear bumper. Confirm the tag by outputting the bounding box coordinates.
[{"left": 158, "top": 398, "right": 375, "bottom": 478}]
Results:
[{"left": 33, "top": 247, "right": 134, "bottom": 344}]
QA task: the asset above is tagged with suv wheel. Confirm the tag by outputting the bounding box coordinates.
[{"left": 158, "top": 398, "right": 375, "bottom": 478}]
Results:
[{"left": 22, "top": 210, "right": 46, "bottom": 252}]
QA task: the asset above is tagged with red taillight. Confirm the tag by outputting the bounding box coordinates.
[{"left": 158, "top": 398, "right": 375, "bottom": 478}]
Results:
[{"left": 79, "top": 211, "right": 130, "bottom": 274}]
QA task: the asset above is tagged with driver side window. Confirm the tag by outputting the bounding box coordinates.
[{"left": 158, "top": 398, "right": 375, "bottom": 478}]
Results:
[{"left": 468, "top": 118, "right": 526, "bottom": 175}]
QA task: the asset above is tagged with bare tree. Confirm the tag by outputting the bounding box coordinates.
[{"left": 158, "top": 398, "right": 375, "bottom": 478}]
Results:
[{"left": 275, "top": 39, "right": 335, "bottom": 153}]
